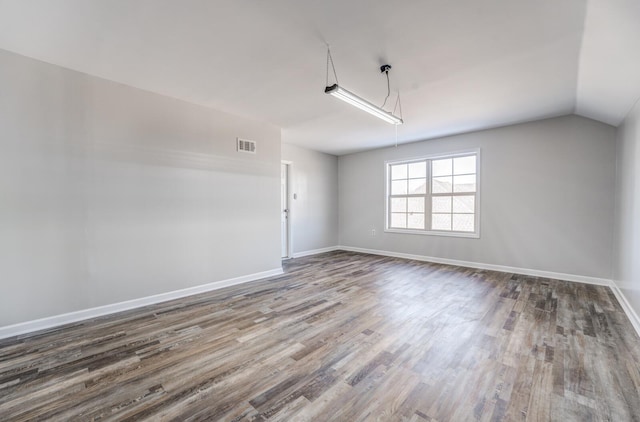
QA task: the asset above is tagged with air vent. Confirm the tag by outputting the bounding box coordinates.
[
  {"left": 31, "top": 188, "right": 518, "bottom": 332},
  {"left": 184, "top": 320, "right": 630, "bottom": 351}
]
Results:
[{"left": 237, "top": 138, "right": 256, "bottom": 154}]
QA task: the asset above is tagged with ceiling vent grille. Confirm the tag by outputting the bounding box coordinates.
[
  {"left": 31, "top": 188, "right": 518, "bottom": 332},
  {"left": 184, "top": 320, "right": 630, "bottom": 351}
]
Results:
[{"left": 237, "top": 138, "right": 256, "bottom": 154}]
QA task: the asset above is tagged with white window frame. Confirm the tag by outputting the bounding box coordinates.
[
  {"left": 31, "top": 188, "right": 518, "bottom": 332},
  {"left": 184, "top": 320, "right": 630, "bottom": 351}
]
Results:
[{"left": 384, "top": 148, "right": 480, "bottom": 238}]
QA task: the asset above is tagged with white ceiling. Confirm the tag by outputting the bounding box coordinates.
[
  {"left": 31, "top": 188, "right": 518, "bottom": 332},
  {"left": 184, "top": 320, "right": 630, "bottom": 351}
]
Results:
[{"left": 0, "top": 0, "right": 638, "bottom": 155}]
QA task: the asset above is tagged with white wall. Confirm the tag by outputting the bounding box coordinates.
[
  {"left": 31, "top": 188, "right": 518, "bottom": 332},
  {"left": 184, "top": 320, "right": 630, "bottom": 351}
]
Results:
[
  {"left": 613, "top": 99, "right": 640, "bottom": 318},
  {"left": 282, "top": 143, "right": 338, "bottom": 254},
  {"left": 339, "top": 116, "right": 616, "bottom": 279},
  {"left": 0, "top": 49, "right": 282, "bottom": 327}
]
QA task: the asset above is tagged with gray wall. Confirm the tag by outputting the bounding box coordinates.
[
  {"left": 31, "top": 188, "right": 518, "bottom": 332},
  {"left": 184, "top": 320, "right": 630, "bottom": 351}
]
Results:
[
  {"left": 339, "top": 116, "right": 616, "bottom": 279},
  {"left": 282, "top": 143, "right": 339, "bottom": 254},
  {"left": 613, "top": 99, "right": 640, "bottom": 317},
  {"left": 0, "top": 49, "right": 282, "bottom": 326}
]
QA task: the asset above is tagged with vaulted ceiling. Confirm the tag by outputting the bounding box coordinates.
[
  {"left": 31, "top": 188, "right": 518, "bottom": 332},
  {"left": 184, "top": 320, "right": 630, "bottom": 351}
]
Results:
[{"left": 0, "top": 0, "right": 639, "bottom": 155}]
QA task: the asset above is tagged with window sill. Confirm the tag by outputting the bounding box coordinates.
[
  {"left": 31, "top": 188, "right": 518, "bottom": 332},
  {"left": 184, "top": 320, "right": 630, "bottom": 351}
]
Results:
[{"left": 384, "top": 228, "right": 480, "bottom": 239}]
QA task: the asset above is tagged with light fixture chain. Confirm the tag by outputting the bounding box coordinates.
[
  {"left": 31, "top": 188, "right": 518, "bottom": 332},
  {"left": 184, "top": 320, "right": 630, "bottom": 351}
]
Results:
[
  {"left": 395, "top": 121, "right": 398, "bottom": 148},
  {"left": 393, "top": 92, "right": 403, "bottom": 121},
  {"left": 381, "top": 71, "right": 391, "bottom": 109},
  {"left": 326, "top": 47, "right": 339, "bottom": 86}
]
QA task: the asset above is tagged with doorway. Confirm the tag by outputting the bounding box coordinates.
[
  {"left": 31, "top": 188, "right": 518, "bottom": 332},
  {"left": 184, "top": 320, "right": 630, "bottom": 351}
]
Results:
[{"left": 281, "top": 162, "right": 291, "bottom": 258}]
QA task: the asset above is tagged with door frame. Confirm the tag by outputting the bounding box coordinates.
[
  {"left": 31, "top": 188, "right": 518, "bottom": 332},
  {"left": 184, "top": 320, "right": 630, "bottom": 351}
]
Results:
[{"left": 281, "top": 160, "right": 293, "bottom": 259}]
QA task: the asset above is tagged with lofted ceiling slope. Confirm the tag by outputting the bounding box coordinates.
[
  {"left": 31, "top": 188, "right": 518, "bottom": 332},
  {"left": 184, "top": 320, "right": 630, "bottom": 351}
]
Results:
[{"left": 0, "top": 0, "right": 638, "bottom": 155}]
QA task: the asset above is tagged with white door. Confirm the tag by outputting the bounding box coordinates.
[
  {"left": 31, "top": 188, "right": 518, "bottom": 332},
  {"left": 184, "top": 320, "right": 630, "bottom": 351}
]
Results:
[{"left": 281, "top": 163, "right": 289, "bottom": 258}]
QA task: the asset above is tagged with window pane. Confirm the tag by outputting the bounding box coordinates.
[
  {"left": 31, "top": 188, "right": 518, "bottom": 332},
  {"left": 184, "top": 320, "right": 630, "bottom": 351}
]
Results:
[
  {"left": 432, "top": 196, "right": 452, "bottom": 213},
  {"left": 387, "top": 153, "right": 478, "bottom": 235},
  {"left": 432, "top": 176, "right": 453, "bottom": 193},
  {"left": 454, "top": 156, "right": 476, "bottom": 175},
  {"left": 391, "top": 164, "right": 407, "bottom": 180},
  {"left": 453, "top": 195, "right": 475, "bottom": 213},
  {"left": 408, "top": 178, "right": 427, "bottom": 194},
  {"left": 453, "top": 175, "right": 476, "bottom": 193},
  {"left": 453, "top": 214, "right": 475, "bottom": 232},
  {"left": 432, "top": 214, "right": 452, "bottom": 230},
  {"left": 408, "top": 213, "right": 425, "bottom": 229},
  {"left": 408, "top": 197, "right": 425, "bottom": 213},
  {"left": 432, "top": 158, "right": 452, "bottom": 177},
  {"left": 408, "top": 162, "right": 426, "bottom": 178},
  {"left": 391, "top": 198, "right": 406, "bottom": 212},
  {"left": 391, "top": 180, "right": 408, "bottom": 195},
  {"left": 391, "top": 213, "right": 407, "bottom": 228}
]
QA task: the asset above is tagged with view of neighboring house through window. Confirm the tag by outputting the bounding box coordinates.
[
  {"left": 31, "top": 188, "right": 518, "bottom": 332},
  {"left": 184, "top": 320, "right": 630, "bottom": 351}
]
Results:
[{"left": 386, "top": 150, "right": 479, "bottom": 237}]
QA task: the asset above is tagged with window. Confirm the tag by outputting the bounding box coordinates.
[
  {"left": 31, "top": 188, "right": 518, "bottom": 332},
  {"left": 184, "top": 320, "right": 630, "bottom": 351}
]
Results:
[{"left": 385, "top": 150, "right": 479, "bottom": 237}]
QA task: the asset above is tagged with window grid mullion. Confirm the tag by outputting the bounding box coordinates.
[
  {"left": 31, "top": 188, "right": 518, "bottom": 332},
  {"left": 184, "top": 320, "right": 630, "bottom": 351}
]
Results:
[{"left": 426, "top": 159, "right": 433, "bottom": 231}]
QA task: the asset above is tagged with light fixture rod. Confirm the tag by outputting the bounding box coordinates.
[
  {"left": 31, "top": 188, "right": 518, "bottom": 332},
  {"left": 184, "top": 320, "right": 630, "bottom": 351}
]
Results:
[{"left": 325, "top": 84, "right": 403, "bottom": 125}]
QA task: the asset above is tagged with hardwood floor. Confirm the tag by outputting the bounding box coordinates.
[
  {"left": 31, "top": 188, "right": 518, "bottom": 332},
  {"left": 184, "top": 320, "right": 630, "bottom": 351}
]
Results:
[{"left": 1, "top": 251, "right": 639, "bottom": 421}]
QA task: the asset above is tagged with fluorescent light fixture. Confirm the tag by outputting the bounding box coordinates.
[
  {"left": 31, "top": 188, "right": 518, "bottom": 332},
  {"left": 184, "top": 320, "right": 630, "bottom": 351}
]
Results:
[{"left": 325, "top": 84, "right": 403, "bottom": 125}]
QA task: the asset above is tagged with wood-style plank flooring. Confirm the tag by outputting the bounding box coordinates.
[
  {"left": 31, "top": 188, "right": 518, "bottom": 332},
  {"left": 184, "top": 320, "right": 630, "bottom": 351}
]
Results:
[{"left": 1, "top": 251, "right": 640, "bottom": 421}]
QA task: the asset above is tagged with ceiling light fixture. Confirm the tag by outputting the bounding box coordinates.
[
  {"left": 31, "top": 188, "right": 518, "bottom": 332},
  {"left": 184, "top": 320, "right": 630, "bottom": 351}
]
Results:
[
  {"left": 324, "top": 48, "right": 404, "bottom": 125},
  {"left": 324, "top": 84, "right": 403, "bottom": 124}
]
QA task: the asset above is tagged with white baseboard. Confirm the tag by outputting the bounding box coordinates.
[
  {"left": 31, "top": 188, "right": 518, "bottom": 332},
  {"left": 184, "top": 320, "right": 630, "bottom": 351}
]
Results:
[
  {"left": 338, "top": 245, "right": 611, "bottom": 286},
  {"left": 609, "top": 283, "right": 640, "bottom": 338},
  {"left": 291, "top": 246, "right": 341, "bottom": 258},
  {"left": 0, "top": 267, "right": 283, "bottom": 340}
]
